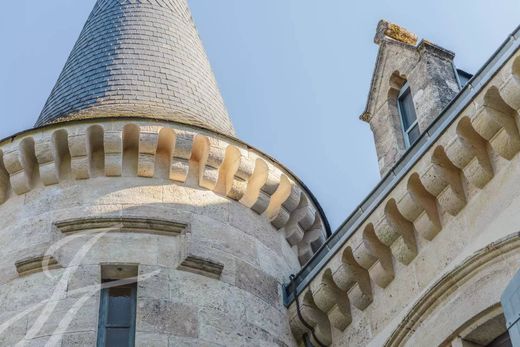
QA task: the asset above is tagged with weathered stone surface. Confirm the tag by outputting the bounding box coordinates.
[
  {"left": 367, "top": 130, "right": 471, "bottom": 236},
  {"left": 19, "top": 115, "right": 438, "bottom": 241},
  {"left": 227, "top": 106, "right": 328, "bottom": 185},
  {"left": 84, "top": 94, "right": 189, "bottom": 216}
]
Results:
[
  {"left": 362, "top": 21, "right": 460, "bottom": 176},
  {"left": 137, "top": 298, "right": 198, "bottom": 337},
  {"left": 135, "top": 332, "right": 169, "bottom": 347},
  {"left": 236, "top": 260, "right": 281, "bottom": 308},
  {"left": 61, "top": 331, "right": 98, "bottom": 346}
]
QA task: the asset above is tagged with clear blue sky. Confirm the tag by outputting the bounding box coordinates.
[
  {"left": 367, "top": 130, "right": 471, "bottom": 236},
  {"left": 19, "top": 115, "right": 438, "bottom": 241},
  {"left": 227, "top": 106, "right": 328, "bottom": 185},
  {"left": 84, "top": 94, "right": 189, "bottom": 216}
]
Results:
[{"left": 0, "top": 1, "right": 518, "bottom": 229}]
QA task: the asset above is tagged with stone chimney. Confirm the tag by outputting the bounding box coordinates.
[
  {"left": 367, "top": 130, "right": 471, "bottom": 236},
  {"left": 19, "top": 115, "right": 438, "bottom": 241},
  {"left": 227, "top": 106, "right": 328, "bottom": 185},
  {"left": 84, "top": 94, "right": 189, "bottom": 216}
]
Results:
[{"left": 361, "top": 20, "right": 461, "bottom": 176}]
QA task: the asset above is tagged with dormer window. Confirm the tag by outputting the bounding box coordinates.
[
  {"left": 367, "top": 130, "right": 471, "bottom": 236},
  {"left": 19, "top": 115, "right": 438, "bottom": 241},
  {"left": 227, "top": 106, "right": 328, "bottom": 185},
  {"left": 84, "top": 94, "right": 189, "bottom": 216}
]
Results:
[{"left": 398, "top": 82, "right": 420, "bottom": 147}]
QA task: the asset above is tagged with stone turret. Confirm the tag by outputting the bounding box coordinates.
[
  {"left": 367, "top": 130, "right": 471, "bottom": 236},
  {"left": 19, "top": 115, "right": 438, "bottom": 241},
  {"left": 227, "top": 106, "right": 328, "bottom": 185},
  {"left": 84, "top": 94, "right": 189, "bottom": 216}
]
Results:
[
  {"left": 37, "top": 0, "right": 234, "bottom": 136},
  {"left": 361, "top": 20, "right": 462, "bottom": 176},
  {"left": 0, "top": 1, "right": 329, "bottom": 345}
]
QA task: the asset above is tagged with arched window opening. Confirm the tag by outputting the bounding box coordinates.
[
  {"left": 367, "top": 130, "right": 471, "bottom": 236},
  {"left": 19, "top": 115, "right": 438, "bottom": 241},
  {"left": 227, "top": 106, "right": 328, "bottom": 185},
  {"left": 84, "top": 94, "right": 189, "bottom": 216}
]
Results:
[{"left": 398, "top": 81, "right": 419, "bottom": 147}]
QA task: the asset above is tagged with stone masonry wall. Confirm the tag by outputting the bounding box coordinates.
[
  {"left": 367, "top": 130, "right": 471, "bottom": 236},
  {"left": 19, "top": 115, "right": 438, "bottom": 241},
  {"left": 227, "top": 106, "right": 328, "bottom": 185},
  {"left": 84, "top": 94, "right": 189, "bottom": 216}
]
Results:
[{"left": 0, "top": 119, "right": 329, "bottom": 346}]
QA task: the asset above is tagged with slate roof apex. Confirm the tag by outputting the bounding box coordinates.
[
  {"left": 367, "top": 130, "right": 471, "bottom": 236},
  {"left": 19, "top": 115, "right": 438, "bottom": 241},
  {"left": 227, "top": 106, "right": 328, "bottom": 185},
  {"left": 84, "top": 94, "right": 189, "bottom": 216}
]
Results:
[{"left": 36, "top": 0, "right": 235, "bottom": 136}]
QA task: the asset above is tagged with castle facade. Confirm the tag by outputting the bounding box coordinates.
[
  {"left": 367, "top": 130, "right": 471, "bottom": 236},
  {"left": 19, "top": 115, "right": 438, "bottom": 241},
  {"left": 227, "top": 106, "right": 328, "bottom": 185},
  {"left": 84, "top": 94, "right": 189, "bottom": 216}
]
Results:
[{"left": 0, "top": 1, "right": 519, "bottom": 347}]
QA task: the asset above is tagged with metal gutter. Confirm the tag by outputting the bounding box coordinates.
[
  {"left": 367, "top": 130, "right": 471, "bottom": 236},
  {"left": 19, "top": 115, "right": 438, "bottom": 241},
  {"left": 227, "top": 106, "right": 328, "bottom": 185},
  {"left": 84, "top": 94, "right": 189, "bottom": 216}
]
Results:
[{"left": 283, "top": 24, "right": 520, "bottom": 306}]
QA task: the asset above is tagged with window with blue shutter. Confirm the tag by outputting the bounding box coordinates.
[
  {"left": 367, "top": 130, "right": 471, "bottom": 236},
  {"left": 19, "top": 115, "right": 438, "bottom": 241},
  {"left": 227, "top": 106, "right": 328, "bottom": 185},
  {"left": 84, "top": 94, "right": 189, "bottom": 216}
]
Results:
[
  {"left": 97, "top": 265, "right": 138, "bottom": 347},
  {"left": 501, "top": 269, "right": 520, "bottom": 346}
]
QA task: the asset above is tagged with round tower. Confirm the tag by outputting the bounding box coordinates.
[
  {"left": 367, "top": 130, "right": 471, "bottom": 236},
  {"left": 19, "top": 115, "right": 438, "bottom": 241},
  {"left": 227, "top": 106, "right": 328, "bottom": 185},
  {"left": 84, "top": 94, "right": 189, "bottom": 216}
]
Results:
[{"left": 0, "top": 0, "right": 328, "bottom": 346}]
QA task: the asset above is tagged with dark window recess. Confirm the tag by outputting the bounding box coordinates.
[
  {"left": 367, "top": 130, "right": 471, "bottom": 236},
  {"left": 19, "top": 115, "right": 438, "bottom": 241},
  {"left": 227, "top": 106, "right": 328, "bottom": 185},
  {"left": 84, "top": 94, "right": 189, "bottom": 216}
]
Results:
[
  {"left": 457, "top": 68, "right": 473, "bottom": 88},
  {"left": 397, "top": 82, "right": 419, "bottom": 147},
  {"left": 97, "top": 266, "right": 138, "bottom": 347}
]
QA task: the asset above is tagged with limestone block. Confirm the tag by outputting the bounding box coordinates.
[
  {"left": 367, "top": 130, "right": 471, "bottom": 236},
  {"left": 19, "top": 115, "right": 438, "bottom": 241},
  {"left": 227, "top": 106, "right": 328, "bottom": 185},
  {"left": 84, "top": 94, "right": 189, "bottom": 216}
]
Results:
[
  {"left": 500, "top": 73, "right": 520, "bottom": 111},
  {"left": 3, "top": 146, "right": 32, "bottom": 195},
  {"left": 265, "top": 175, "right": 293, "bottom": 223},
  {"left": 263, "top": 168, "right": 283, "bottom": 196},
  {"left": 390, "top": 236, "right": 417, "bottom": 265},
  {"left": 282, "top": 197, "right": 313, "bottom": 245},
  {"left": 199, "top": 307, "right": 287, "bottom": 346},
  {"left": 282, "top": 185, "right": 303, "bottom": 214},
  {"left": 473, "top": 105, "right": 520, "bottom": 160},
  {"left": 0, "top": 310, "right": 28, "bottom": 346},
  {"left": 168, "top": 336, "right": 215, "bottom": 347},
  {"left": 200, "top": 144, "right": 225, "bottom": 191},
  {"left": 234, "top": 153, "right": 255, "bottom": 181},
  {"left": 235, "top": 260, "right": 280, "bottom": 308},
  {"left": 297, "top": 215, "right": 327, "bottom": 264},
  {"left": 362, "top": 225, "right": 395, "bottom": 288},
  {"left": 445, "top": 136, "right": 475, "bottom": 169},
  {"left": 104, "top": 131, "right": 123, "bottom": 176},
  {"left": 386, "top": 202, "right": 418, "bottom": 265},
  {"left": 437, "top": 184, "right": 467, "bottom": 216},
  {"left": 330, "top": 247, "right": 372, "bottom": 304},
  {"left": 490, "top": 127, "right": 520, "bottom": 160},
  {"left": 65, "top": 265, "right": 99, "bottom": 298},
  {"left": 0, "top": 152, "right": 9, "bottom": 204},
  {"left": 462, "top": 156, "right": 493, "bottom": 189},
  {"left": 177, "top": 255, "right": 224, "bottom": 280},
  {"left": 240, "top": 158, "right": 268, "bottom": 208},
  {"left": 138, "top": 131, "right": 159, "bottom": 178},
  {"left": 135, "top": 333, "right": 168, "bottom": 347},
  {"left": 251, "top": 191, "right": 270, "bottom": 215},
  {"left": 60, "top": 332, "right": 97, "bottom": 347},
  {"left": 271, "top": 206, "right": 290, "bottom": 230},
  {"left": 421, "top": 164, "right": 448, "bottom": 197},
  {"left": 349, "top": 282, "right": 373, "bottom": 310},
  {"left": 310, "top": 270, "right": 352, "bottom": 331},
  {"left": 243, "top": 290, "right": 296, "bottom": 346},
  {"left": 298, "top": 289, "right": 332, "bottom": 346},
  {"left": 138, "top": 265, "right": 170, "bottom": 300},
  {"left": 226, "top": 177, "right": 246, "bottom": 201},
  {"left": 414, "top": 210, "right": 441, "bottom": 241},
  {"left": 472, "top": 106, "right": 502, "bottom": 141},
  {"left": 26, "top": 296, "right": 98, "bottom": 339},
  {"left": 170, "top": 132, "right": 194, "bottom": 182},
  {"left": 396, "top": 191, "right": 423, "bottom": 222},
  {"left": 431, "top": 148, "right": 467, "bottom": 215},
  {"left": 68, "top": 133, "right": 89, "bottom": 180},
  {"left": 214, "top": 145, "right": 241, "bottom": 197},
  {"left": 136, "top": 298, "right": 198, "bottom": 337},
  {"left": 169, "top": 270, "right": 246, "bottom": 319},
  {"left": 374, "top": 214, "right": 400, "bottom": 247},
  {"left": 352, "top": 242, "right": 377, "bottom": 270},
  {"left": 34, "top": 140, "right": 59, "bottom": 185}
]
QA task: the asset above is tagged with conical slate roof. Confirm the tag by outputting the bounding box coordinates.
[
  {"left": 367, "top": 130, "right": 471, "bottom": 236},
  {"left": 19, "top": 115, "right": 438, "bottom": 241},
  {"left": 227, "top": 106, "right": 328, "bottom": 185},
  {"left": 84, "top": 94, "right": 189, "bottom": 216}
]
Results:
[{"left": 36, "top": 0, "right": 235, "bottom": 136}]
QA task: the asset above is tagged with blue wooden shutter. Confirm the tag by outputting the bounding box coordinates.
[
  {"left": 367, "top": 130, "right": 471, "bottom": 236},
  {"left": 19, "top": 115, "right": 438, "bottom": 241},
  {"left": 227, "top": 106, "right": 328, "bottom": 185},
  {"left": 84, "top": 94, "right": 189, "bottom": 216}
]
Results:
[{"left": 502, "top": 269, "right": 520, "bottom": 346}]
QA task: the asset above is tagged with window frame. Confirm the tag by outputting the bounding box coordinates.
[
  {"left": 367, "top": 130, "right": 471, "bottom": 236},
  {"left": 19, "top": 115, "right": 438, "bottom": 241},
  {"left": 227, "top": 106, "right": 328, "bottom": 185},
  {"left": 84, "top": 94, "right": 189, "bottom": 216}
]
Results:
[
  {"left": 97, "top": 279, "right": 137, "bottom": 347},
  {"left": 397, "top": 81, "right": 419, "bottom": 148}
]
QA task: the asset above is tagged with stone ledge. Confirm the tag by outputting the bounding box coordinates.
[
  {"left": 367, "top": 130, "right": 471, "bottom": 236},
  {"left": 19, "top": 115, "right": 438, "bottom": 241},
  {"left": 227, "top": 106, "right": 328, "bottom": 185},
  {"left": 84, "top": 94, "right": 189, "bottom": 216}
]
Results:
[
  {"left": 15, "top": 255, "right": 61, "bottom": 276},
  {"left": 54, "top": 217, "right": 188, "bottom": 236},
  {"left": 177, "top": 255, "right": 224, "bottom": 280}
]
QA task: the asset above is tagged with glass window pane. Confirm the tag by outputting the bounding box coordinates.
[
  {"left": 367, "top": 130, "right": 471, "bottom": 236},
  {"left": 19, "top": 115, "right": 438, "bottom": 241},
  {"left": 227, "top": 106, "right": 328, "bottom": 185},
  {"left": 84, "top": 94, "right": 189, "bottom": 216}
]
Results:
[
  {"left": 107, "top": 286, "right": 132, "bottom": 327},
  {"left": 398, "top": 88, "right": 417, "bottom": 129},
  {"left": 407, "top": 124, "right": 420, "bottom": 145},
  {"left": 105, "top": 328, "right": 130, "bottom": 347}
]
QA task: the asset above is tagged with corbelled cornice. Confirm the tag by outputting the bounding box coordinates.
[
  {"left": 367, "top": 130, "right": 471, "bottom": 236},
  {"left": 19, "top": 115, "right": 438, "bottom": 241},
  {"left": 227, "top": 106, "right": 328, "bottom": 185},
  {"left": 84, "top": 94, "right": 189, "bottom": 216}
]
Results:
[{"left": 0, "top": 118, "right": 328, "bottom": 266}]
